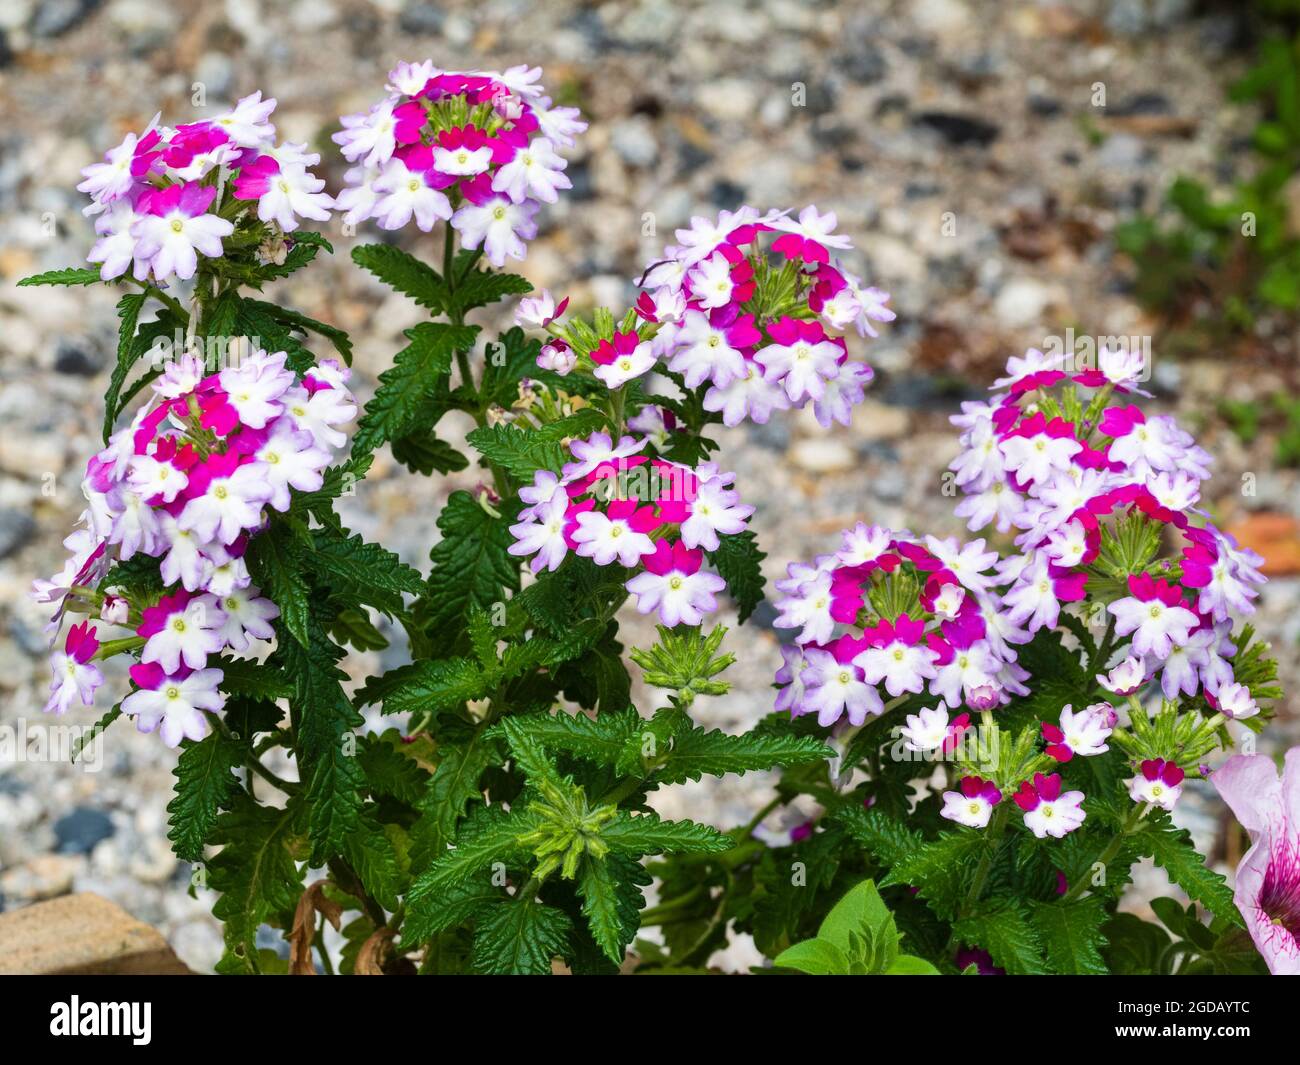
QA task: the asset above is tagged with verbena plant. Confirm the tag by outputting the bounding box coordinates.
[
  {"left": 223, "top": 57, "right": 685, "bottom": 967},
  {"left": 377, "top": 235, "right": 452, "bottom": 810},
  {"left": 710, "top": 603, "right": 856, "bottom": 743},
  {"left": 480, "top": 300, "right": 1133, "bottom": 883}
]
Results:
[{"left": 27, "top": 62, "right": 1285, "bottom": 976}]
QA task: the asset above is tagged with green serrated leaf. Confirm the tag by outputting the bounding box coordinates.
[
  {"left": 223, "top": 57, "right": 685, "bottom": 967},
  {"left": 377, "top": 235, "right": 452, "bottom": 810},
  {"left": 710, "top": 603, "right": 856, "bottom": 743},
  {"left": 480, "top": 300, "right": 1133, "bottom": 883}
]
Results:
[
  {"left": 422, "top": 490, "right": 521, "bottom": 632},
  {"left": 576, "top": 853, "right": 646, "bottom": 965},
  {"left": 355, "top": 656, "right": 491, "bottom": 714},
  {"left": 309, "top": 527, "right": 424, "bottom": 616},
  {"left": 1144, "top": 823, "right": 1243, "bottom": 926},
  {"left": 341, "top": 811, "right": 405, "bottom": 912},
  {"left": 466, "top": 423, "right": 573, "bottom": 479},
  {"left": 167, "top": 731, "right": 243, "bottom": 861},
  {"left": 654, "top": 726, "right": 833, "bottom": 785},
  {"left": 452, "top": 269, "right": 533, "bottom": 320},
  {"left": 18, "top": 266, "right": 103, "bottom": 287},
  {"left": 357, "top": 732, "right": 430, "bottom": 805},
  {"left": 279, "top": 612, "right": 365, "bottom": 863},
  {"left": 352, "top": 243, "right": 447, "bottom": 311},
  {"left": 492, "top": 708, "right": 642, "bottom": 767},
  {"left": 102, "top": 292, "right": 146, "bottom": 439},
  {"left": 707, "top": 531, "right": 766, "bottom": 624},
  {"left": 246, "top": 523, "right": 311, "bottom": 647},
  {"left": 471, "top": 897, "right": 572, "bottom": 975},
  {"left": 1029, "top": 897, "right": 1110, "bottom": 975},
  {"left": 878, "top": 830, "right": 987, "bottom": 920},
  {"left": 403, "top": 806, "right": 538, "bottom": 947},
  {"left": 413, "top": 730, "right": 502, "bottom": 863},
  {"left": 241, "top": 299, "right": 353, "bottom": 365},
  {"left": 209, "top": 794, "right": 306, "bottom": 974},
  {"left": 952, "top": 901, "right": 1048, "bottom": 975},
  {"left": 214, "top": 655, "right": 292, "bottom": 701},
  {"left": 351, "top": 322, "right": 478, "bottom": 457},
  {"left": 601, "top": 810, "right": 732, "bottom": 857},
  {"left": 391, "top": 429, "right": 469, "bottom": 476}
]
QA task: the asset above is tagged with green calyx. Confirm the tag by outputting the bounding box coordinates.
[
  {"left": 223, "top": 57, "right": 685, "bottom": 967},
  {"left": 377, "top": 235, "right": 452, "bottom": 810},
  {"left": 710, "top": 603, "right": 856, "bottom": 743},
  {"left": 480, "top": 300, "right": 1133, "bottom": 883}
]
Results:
[{"left": 518, "top": 778, "right": 618, "bottom": 881}]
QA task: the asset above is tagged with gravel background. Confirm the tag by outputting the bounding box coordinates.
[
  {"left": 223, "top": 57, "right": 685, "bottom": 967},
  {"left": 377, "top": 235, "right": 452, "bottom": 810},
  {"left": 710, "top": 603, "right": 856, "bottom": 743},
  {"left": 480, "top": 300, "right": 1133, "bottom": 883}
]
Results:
[{"left": 1, "top": 0, "right": 1297, "bottom": 972}]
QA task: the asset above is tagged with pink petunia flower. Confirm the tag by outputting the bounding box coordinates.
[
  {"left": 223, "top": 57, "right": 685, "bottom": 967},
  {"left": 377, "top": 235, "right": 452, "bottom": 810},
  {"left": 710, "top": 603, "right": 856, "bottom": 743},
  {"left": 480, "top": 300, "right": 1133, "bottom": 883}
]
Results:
[{"left": 1212, "top": 751, "right": 1300, "bottom": 975}]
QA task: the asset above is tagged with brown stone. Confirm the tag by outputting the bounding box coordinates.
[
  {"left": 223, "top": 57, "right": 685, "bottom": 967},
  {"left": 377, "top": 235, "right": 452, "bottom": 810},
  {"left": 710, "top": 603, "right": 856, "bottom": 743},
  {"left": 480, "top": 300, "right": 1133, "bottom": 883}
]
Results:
[
  {"left": 0, "top": 892, "right": 192, "bottom": 975},
  {"left": 1224, "top": 512, "right": 1300, "bottom": 577}
]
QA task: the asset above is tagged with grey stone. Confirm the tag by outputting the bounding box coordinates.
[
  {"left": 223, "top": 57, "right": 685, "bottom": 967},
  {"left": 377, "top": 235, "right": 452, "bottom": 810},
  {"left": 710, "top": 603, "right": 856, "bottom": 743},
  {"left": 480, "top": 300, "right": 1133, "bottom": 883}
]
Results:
[
  {"left": 0, "top": 509, "right": 36, "bottom": 559},
  {"left": 610, "top": 117, "right": 658, "bottom": 168},
  {"left": 912, "top": 111, "right": 1000, "bottom": 148},
  {"left": 29, "top": 0, "right": 99, "bottom": 38},
  {"left": 54, "top": 808, "right": 115, "bottom": 855},
  {"left": 398, "top": 2, "right": 444, "bottom": 36},
  {"left": 53, "top": 339, "right": 102, "bottom": 376},
  {"left": 1109, "top": 92, "right": 1172, "bottom": 117},
  {"left": 838, "top": 41, "right": 886, "bottom": 85}
]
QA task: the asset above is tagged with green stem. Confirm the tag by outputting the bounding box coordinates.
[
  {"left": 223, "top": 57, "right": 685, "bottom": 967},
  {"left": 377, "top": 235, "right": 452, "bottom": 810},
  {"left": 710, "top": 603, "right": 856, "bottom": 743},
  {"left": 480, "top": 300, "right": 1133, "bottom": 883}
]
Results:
[
  {"left": 93, "top": 636, "right": 146, "bottom": 660},
  {"left": 639, "top": 885, "right": 708, "bottom": 926},
  {"left": 1061, "top": 802, "right": 1151, "bottom": 902},
  {"left": 130, "top": 278, "right": 190, "bottom": 325},
  {"left": 609, "top": 385, "right": 628, "bottom": 436},
  {"left": 741, "top": 795, "right": 782, "bottom": 838},
  {"left": 329, "top": 858, "right": 387, "bottom": 928},
  {"left": 1081, "top": 383, "right": 1116, "bottom": 444},
  {"left": 597, "top": 773, "right": 649, "bottom": 808},
  {"left": 1088, "top": 615, "right": 1117, "bottom": 680},
  {"left": 456, "top": 348, "right": 476, "bottom": 394},
  {"left": 443, "top": 224, "right": 457, "bottom": 294},
  {"left": 457, "top": 247, "right": 483, "bottom": 284},
  {"left": 960, "top": 801, "right": 1011, "bottom": 916},
  {"left": 204, "top": 711, "right": 301, "bottom": 794}
]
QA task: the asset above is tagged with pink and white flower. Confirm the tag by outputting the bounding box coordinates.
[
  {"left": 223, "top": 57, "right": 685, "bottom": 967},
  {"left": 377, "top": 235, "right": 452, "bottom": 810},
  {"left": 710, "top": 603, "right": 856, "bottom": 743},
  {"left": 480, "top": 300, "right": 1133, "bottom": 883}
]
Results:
[
  {"left": 1042, "top": 703, "right": 1112, "bottom": 761},
  {"left": 508, "top": 490, "right": 571, "bottom": 573},
  {"left": 1127, "top": 758, "right": 1184, "bottom": 811},
  {"left": 625, "top": 541, "right": 726, "bottom": 627},
  {"left": 800, "top": 648, "right": 884, "bottom": 727},
  {"left": 571, "top": 501, "right": 658, "bottom": 568},
  {"left": 941, "top": 777, "right": 1002, "bottom": 829},
  {"left": 1014, "top": 772, "right": 1086, "bottom": 838},
  {"left": 132, "top": 183, "right": 234, "bottom": 282},
  {"left": 454, "top": 191, "right": 539, "bottom": 267},
  {"left": 44, "top": 623, "right": 103, "bottom": 716},
  {"left": 122, "top": 662, "right": 223, "bottom": 748},
  {"left": 1108, "top": 573, "right": 1199, "bottom": 660},
  {"left": 137, "top": 591, "right": 226, "bottom": 674}
]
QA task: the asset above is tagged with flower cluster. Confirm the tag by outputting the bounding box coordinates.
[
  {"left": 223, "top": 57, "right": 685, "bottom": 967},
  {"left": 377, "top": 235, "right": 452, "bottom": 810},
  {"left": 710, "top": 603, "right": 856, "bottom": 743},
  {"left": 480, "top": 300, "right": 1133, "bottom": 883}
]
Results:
[
  {"left": 951, "top": 348, "right": 1266, "bottom": 723},
  {"left": 507, "top": 431, "right": 752, "bottom": 627},
  {"left": 771, "top": 527, "right": 1024, "bottom": 727},
  {"left": 514, "top": 206, "right": 892, "bottom": 427},
  {"left": 769, "top": 346, "right": 1275, "bottom": 841},
  {"left": 78, "top": 93, "right": 333, "bottom": 282},
  {"left": 334, "top": 62, "right": 584, "bottom": 265},
  {"left": 638, "top": 206, "right": 892, "bottom": 427},
  {"left": 34, "top": 347, "right": 356, "bottom": 746}
]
